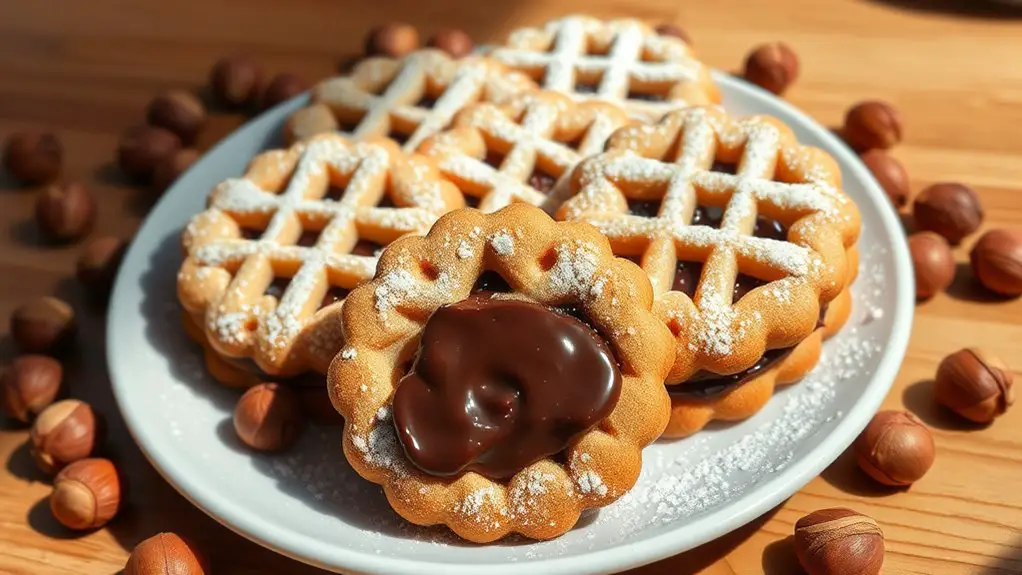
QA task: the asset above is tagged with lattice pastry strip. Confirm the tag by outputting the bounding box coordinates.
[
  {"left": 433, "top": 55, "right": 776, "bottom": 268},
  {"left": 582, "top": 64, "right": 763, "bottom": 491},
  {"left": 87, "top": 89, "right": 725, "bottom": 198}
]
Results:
[
  {"left": 559, "top": 106, "right": 860, "bottom": 382},
  {"left": 491, "top": 15, "right": 719, "bottom": 121},
  {"left": 285, "top": 50, "right": 536, "bottom": 150},
  {"left": 328, "top": 204, "right": 673, "bottom": 542},
  {"left": 178, "top": 134, "right": 464, "bottom": 376},
  {"left": 417, "top": 90, "right": 633, "bottom": 213}
]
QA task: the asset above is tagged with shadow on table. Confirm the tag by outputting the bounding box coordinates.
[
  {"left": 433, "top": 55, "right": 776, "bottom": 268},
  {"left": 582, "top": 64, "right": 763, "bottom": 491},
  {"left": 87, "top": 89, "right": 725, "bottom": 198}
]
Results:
[
  {"left": 862, "top": 0, "right": 1022, "bottom": 19},
  {"left": 819, "top": 448, "right": 903, "bottom": 497},
  {"left": 946, "top": 263, "right": 1018, "bottom": 304},
  {"left": 619, "top": 505, "right": 783, "bottom": 574},
  {"left": 984, "top": 536, "right": 1022, "bottom": 573},
  {"left": 901, "top": 378, "right": 991, "bottom": 431}
]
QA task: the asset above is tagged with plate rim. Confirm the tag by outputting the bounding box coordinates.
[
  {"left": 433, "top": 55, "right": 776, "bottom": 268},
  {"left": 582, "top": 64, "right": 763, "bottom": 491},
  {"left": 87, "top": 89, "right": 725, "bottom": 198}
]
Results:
[{"left": 107, "top": 71, "right": 914, "bottom": 575}]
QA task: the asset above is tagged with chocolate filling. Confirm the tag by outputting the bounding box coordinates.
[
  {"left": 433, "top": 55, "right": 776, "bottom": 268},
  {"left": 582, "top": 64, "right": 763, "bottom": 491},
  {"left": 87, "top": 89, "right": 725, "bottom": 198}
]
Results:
[
  {"left": 627, "top": 198, "right": 661, "bottom": 218},
  {"left": 528, "top": 169, "right": 557, "bottom": 194},
  {"left": 626, "top": 90, "right": 666, "bottom": 103},
  {"left": 392, "top": 295, "right": 622, "bottom": 479},
  {"left": 352, "top": 239, "right": 382, "bottom": 257}
]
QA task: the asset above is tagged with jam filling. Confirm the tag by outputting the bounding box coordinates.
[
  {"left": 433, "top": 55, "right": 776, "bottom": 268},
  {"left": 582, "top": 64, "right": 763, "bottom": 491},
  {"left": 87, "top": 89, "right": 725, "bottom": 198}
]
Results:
[{"left": 392, "top": 294, "right": 621, "bottom": 479}]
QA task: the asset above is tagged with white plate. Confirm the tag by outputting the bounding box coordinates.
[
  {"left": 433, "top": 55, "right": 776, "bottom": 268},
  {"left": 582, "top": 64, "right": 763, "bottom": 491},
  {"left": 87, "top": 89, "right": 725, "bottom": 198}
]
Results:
[{"left": 108, "top": 73, "right": 914, "bottom": 575}]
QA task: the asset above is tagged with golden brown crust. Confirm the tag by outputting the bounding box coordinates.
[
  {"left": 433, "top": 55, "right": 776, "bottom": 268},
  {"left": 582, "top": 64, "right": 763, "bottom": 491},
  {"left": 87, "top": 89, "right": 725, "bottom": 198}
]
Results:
[
  {"left": 326, "top": 204, "right": 674, "bottom": 542},
  {"left": 177, "top": 134, "right": 464, "bottom": 378},
  {"left": 491, "top": 15, "right": 720, "bottom": 121},
  {"left": 284, "top": 51, "right": 536, "bottom": 149},
  {"left": 417, "top": 90, "right": 635, "bottom": 213},
  {"left": 557, "top": 106, "right": 861, "bottom": 435}
]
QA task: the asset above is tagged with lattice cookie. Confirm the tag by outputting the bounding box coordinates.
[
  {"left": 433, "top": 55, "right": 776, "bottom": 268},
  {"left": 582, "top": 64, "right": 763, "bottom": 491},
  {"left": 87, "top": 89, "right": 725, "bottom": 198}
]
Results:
[
  {"left": 177, "top": 134, "right": 464, "bottom": 378},
  {"left": 417, "top": 90, "right": 633, "bottom": 213},
  {"left": 490, "top": 15, "right": 719, "bottom": 121},
  {"left": 559, "top": 106, "right": 861, "bottom": 434},
  {"left": 285, "top": 50, "right": 536, "bottom": 151},
  {"left": 327, "top": 204, "right": 674, "bottom": 542}
]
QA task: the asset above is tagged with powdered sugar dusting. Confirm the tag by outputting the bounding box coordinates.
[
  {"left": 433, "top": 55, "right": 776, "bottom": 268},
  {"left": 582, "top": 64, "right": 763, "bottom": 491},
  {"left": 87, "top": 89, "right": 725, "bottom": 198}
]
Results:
[{"left": 489, "top": 231, "right": 515, "bottom": 256}]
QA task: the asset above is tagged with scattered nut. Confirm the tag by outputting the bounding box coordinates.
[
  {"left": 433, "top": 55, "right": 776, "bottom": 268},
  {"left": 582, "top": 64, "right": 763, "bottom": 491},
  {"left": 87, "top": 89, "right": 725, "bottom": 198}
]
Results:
[
  {"left": 11, "top": 296, "right": 76, "bottom": 354},
  {"left": 427, "top": 28, "right": 475, "bottom": 58},
  {"left": 913, "top": 182, "right": 983, "bottom": 245},
  {"left": 843, "top": 100, "right": 903, "bottom": 151},
  {"left": 794, "top": 508, "right": 884, "bottom": 575},
  {"left": 50, "top": 458, "right": 122, "bottom": 530},
  {"left": 233, "top": 383, "right": 304, "bottom": 451},
  {"left": 2, "top": 132, "right": 62, "bottom": 185},
  {"left": 1, "top": 355, "right": 63, "bottom": 423},
  {"left": 743, "top": 42, "right": 799, "bottom": 95},
  {"left": 854, "top": 410, "right": 935, "bottom": 486},
  {"left": 654, "top": 23, "right": 692, "bottom": 44},
  {"left": 284, "top": 103, "right": 338, "bottom": 144},
  {"left": 209, "top": 55, "right": 264, "bottom": 107},
  {"left": 152, "top": 148, "right": 200, "bottom": 193},
  {"left": 860, "top": 150, "right": 910, "bottom": 208},
  {"left": 125, "top": 532, "right": 208, "bottom": 575},
  {"left": 77, "top": 236, "right": 128, "bottom": 301},
  {"left": 970, "top": 228, "right": 1022, "bottom": 296},
  {"left": 365, "top": 22, "right": 420, "bottom": 58},
  {"left": 146, "top": 90, "right": 207, "bottom": 144},
  {"left": 35, "top": 182, "right": 96, "bottom": 242},
  {"left": 935, "top": 348, "right": 1014, "bottom": 423},
  {"left": 260, "top": 73, "right": 308, "bottom": 111},
  {"left": 908, "top": 232, "right": 955, "bottom": 300},
  {"left": 30, "top": 399, "right": 100, "bottom": 475},
  {"left": 117, "top": 125, "right": 182, "bottom": 183}
]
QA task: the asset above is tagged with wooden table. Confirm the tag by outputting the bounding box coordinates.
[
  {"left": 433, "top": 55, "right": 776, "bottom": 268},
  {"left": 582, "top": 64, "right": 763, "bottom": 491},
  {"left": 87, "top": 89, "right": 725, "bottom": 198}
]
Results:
[{"left": 2, "top": 0, "right": 1022, "bottom": 573}]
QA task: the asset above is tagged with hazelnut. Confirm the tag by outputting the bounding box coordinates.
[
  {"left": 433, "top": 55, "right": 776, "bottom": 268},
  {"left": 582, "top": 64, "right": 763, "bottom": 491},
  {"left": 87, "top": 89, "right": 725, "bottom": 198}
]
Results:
[
  {"left": 860, "top": 150, "right": 909, "bottom": 208},
  {"left": 117, "top": 125, "right": 182, "bottom": 183},
  {"left": 77, "top": 236, "right": 128, "bottom": 301},
  {"left": 3, "top": 131, "right": 62, "bottom": 185},
  {"left": 365, "top": 22, "right": 420, "bottom": 58},
  {"left": 35, "top": 182, "right": 96, "bottom": 242},
  {"left": 913, "top": 182, "right": 983, "bottom": 245},
  {"left": 970, "top": 228, "right": 1022, "bottom": 296},
  {"left": 125, "top": 532, "right": 208, "bottom": 575},
  {"left": 284, "top": 103, "right": 339, "bottom": 144},
  {"left": 908, "top": 232, "right": 955, "bottom": 300},
  {"left": 11, "top": 296, "right": 76, "bottom": 354},
  {"left": 50, "top": 458, "right": 122, "bottom": 530},
  {"left": 260, "top": 73, "right": 308, "bottom": 111},
  {"left": 30, "top": 399, "right": 100, "bottom": 475},
  {"left": 843, "top": 100, "right": 903, "bottom": 151},
  {"left": 1, "top": 355, "right": 63, "bottom": 423},
  {"left": 233, "top": 383, "right": 304, "bottom": 451},
  {"left": 209, "top": 55, "right": 264, "bottom": 107},
  {"left": 794, "top": 508, "right": 884, "bottom": 575},
  {"left": 854, "top": 410, "right": 935, "bottom": 486},
  {"left": 152, "top": 148, "right": 200, "bottom": 193},
  {"left": 427, "top": 28, "right": 475, "bottom": 58},
  {"left": 654, "top": 23, "right": 692, "bottom": 44},
  {"left": 146, "top": 90, "right": 207, "bottom": 144},
  {"left": 935, "top": 348, "right": 1014, "bottom": 423},
  {"left": 743, "top": 42, "right": 799, "bottom": 96}
]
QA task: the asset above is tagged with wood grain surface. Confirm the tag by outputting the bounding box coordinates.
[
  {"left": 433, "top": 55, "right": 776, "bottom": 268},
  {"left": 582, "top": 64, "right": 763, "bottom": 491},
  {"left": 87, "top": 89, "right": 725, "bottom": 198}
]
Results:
[{"left": 2, "top": 0, "right": 1022, "bottom": 573}]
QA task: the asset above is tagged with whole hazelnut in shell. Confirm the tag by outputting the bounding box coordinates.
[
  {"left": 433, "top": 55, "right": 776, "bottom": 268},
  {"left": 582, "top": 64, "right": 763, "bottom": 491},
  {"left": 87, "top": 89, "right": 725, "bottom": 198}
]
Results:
[
  {"left": 908, "top": 232, "right": 955, "bottom": 300},
  {"left": 854, "top": 410, "right": 935, "bottom": 486},
  {"left": 913, "top": 182, "right": 983, "bottom": 245},
  {"left": 30, "top": 399, "right": 101, "bottom": 475},
  {"left": 365, "top": 22, "right": 420, "bottom": 58},
  {"left": 794, "top": 508, "right": 884, "bottom": 575},
  {"left": 152, "top": 148, "right": 200, "bottom": 193},
  {"left": 860, "top": 150, "right": 910, "bottom": 208},
  {"left": 654, "top": 23, "right": 692, "bottom": 44},
  {"left": 427, "top": 28, "right": 475, "bottom": 58},
  {"left": 260, "top": 73, "right": 308, "bottom": 111},
  {"left": 125, "top": 532, "right": 208, "bottom": 575},
  {"left": 50, "top": 458, "right": 122, "bottom": 530},
  {"left": 10, "top": 296, "right": 76, "bottom": 354},
  {"left": 3, "top": 131, "right": 62, "bottom": 185},
  {"left": 843, "top": 100, "right": 903, "bottom": 151},
  {"left": 35, "top": 182, "right": 96, "bottom": 242},
  {"left": 935, "top": 348, "right": 1013, "bottom": 423},
  {"left": 146, "top": 90, "right": 206, "bottom": 144},
  {"left": 233, "top": 383, "right": 304, "bottom": 451},
  {"left": 1, "top": 355, "right": 64, "bottom": 423},
  {"left": 117, "top": 125, "right": 182, "bottom": 183},
  {"left": 970, "top": 228, "right": 1022, "bottom": 297},
  {"left": 743, "top": 42, "right": 799, "bottom": 96},
  {"left": 209, "top": 55, "right": 264, "bottom": 107}
]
